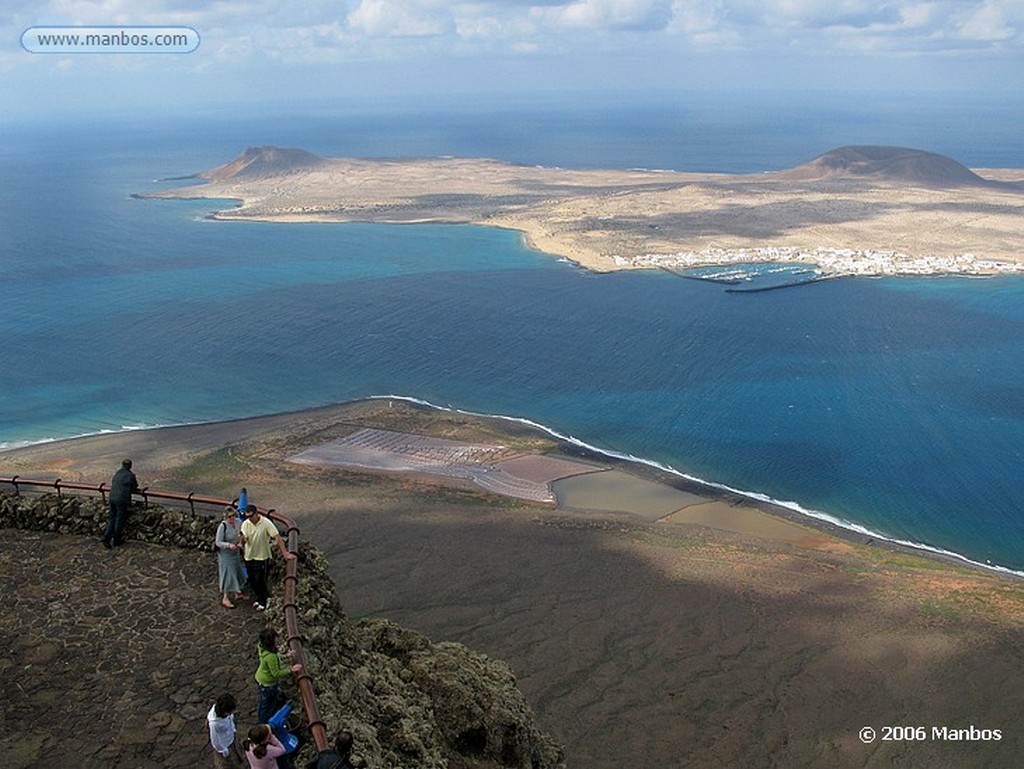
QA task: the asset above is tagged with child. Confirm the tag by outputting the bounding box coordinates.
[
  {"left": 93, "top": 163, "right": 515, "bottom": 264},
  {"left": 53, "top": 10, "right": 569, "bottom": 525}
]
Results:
[
  {"left": 208, "top": 692, "right": 243, "bottom": 768},
  {"left": 254, "top": 628, "right": 302, "bottom": 724},
  {"left": 245, "top": 724, "right": 286, "bottom": 769}
]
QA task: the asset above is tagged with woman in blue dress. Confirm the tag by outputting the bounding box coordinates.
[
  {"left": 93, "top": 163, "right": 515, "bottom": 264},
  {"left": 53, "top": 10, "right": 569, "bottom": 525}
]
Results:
[{"left": 215, "top": 506, "right": 247, "bottom": 608}]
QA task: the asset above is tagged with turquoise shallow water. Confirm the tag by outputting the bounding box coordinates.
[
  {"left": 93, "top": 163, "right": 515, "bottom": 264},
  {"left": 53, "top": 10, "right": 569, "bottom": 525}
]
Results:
[{"left": 2, "top": 113, "right": 1023, "bottom": 573}]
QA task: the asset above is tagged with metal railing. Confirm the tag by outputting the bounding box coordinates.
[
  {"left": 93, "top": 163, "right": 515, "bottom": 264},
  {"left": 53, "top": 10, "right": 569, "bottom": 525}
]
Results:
[{"left": 0, "top": 475, "right": 329, "bottom": 753}]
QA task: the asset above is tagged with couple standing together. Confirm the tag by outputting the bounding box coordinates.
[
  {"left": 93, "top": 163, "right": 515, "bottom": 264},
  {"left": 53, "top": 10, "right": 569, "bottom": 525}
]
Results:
[{"left": 216, "top": 496, "right": 294, "bottom": 611}]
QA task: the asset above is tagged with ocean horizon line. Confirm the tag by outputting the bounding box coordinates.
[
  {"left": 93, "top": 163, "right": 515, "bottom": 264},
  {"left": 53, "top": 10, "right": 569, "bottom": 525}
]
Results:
[{"left": 3, "top": 393, "right": 1021, "bottom": 581}]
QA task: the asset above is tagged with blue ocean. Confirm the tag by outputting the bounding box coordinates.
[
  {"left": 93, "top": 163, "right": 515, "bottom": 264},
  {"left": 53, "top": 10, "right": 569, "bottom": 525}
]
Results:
[{"left": 2, "top": 94, "right": 1023, "bottom": 572}]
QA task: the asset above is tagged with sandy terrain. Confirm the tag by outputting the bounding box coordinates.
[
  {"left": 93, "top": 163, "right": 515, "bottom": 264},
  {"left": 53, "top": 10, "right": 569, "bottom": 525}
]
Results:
[
  {"left": 143, "top": 154, "right": 1024, "bottom": 273},
  {"left": 4, "top": 400, "right": 1024, "bottom": 768}
]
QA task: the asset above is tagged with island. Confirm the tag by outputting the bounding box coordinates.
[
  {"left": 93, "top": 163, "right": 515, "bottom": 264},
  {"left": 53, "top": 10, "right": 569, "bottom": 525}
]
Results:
[{"left": 142, "top": 145, "right": 1024, "bottom": 278}]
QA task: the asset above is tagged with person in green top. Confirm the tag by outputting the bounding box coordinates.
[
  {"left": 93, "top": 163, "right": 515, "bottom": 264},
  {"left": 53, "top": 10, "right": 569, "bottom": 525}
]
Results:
[{"left": 255, "top": 627, "right": 302, "bottom": 724}]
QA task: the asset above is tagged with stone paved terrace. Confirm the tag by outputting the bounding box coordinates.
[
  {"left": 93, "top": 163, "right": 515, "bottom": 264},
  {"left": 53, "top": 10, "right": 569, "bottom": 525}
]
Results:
[
  {"left": 288, "top": 428, "right": 602, "bottom": 503},
  {"left": 1, "top": 529, "right": 270, "bottom": 769}
]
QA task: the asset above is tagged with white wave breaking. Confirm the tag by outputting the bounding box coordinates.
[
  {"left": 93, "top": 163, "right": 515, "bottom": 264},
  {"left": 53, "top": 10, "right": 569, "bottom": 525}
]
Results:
[
  {"left": 0, "top": 421, "right": 195, "bottom": 453},
  {"left": 369, "top": 394, "right": 1024, "bottom": 580},
  {"left": 4, "top": 395, "right": 1022, "bottom": 580}
]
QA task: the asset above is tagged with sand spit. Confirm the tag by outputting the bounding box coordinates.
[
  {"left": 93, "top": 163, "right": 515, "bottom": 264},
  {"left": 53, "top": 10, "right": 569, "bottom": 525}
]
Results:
[{"left": 141, "top": 147, "right": 1024, "bottom": 275}]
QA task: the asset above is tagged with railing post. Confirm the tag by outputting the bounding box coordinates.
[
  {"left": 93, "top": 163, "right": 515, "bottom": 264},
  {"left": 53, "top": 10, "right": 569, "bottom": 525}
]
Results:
[
  {"left": 53, "top": 478, "right": 62, "bottom": 499},
  {"left": 98, "top": 482, "right": 107, "bottom": 504},
  {"left": 11, "top": 475, "right": 20, "bottom": 496},
  {"left": 187, "top": 492, "right": 195, "bottom": 515}
]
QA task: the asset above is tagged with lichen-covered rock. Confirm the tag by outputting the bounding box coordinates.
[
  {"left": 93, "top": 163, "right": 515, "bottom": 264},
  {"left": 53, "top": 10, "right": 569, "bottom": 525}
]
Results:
[
  {"left": 405, "top": 640, "right": 558, "bottom": 769},
  {"left": 290, "top": 569, "right": 564, "bottom": 769}
]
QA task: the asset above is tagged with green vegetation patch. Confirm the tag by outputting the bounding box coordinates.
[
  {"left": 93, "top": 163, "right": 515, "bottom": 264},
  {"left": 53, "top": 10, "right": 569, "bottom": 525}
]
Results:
[
  {"left": 919, "top": 597, "right": 963, "bottom": 622},
  {"left": 170, "top": 447, "right": 250, "bottom": 493}
]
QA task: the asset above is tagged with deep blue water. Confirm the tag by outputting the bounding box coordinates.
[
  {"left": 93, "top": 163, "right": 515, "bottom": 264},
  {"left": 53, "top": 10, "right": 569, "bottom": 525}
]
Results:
[{"left": 2, "top": 104, "right": 1023, "bottom": 572}]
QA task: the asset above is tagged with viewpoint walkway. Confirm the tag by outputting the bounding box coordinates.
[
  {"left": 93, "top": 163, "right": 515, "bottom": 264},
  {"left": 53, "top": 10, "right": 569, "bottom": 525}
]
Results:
[{"left": 2, "top": 528, "right": 267, "bottom": 769}]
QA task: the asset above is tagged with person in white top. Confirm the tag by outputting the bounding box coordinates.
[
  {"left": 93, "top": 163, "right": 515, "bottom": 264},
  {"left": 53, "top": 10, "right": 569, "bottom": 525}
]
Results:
[{"left": 208, "top": 692, "right": 243, "bottom": 768}]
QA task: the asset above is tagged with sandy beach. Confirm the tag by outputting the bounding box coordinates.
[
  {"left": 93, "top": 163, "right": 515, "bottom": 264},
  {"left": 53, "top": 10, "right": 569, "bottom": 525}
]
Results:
[
  {"left": 4, "top": 399, "right": 1024, "bottom": 767},
  {"left": 143, "top": 152, "right": 1024, "bottom": 275}
]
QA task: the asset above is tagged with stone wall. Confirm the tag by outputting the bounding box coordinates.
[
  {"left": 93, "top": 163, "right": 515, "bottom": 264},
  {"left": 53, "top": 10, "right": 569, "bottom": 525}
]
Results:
[
  {"left": 0, "top": 490, "right": 216, "bottom": 549},
  {"left": 0, "top": 490, "right": 565, "bottom": 769}
]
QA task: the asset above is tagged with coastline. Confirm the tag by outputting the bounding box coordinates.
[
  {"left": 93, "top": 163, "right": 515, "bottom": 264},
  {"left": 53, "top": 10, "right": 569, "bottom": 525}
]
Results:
[
  {"left": 141, "top": 154, "right": 1024, "bottom": 276},
  {"left": 2, "top": 395, "right": 1019, "bottom": 580},
  {"left": 7, "top": 397, "right": 1024, "bottom": 767}
]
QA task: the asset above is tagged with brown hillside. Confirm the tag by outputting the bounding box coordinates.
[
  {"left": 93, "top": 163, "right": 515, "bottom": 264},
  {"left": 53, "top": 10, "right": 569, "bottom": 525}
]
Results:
[
  {"left": 777, "top": 145, "right": 988, "bottom": 186},
  {"left": 202, "top": 146, "right": 324, "bottom": 182}
]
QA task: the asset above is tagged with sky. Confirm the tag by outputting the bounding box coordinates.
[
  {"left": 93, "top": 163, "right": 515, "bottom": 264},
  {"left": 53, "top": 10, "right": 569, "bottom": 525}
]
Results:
[{"left": 3, "top": 0, "right": 1024, "bottom": 124}]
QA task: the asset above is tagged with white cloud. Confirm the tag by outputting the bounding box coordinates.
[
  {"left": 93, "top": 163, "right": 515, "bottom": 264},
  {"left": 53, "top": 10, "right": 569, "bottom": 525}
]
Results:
[
  {"left": 536, "top": 0, "right": 674, "bottom": 31},
  {"left": 956, "top": 0, "right": 1015, "bottom": 41},
  {"left": 10, "top": 0, "right": 1024, "bottom": 55},
  {"left": 3, "top": 0, "right": 1023, "bottom": 123},
  {"left": 454, "top": 9, "right": 538, "bottom": 41},
  {"left": 898, "top": 3, "right": 938, "bottom": 30},
  {"left": 696, "top": 0, "right": 1023, "bottom": 53},
  {"left": 668, "top": 0, "right": 740, "bottom": 45},
  {"left": 347, "top": 0, "right": 454, "bottom": 37}
]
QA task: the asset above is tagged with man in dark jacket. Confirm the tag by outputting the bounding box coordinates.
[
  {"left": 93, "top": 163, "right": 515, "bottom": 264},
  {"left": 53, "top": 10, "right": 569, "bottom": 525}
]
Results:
[
  {"left": 101, "top": 458, "right": 140, "bottom": 548},
  {"left": 305, "top": 730, "right": 355, "bottom": 769}
]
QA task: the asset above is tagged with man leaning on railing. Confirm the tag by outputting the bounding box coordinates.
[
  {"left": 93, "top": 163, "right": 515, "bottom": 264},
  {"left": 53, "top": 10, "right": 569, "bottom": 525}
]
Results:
[{"left": 100, "top": 458, "right": 139, "bottom": 549}]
